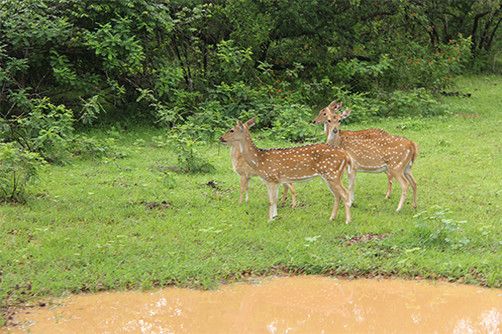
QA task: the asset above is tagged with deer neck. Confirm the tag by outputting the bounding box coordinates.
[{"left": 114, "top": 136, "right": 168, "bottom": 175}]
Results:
[
  {"left": 327, "top": 129, "right": 342, "bottom": 147},
  {"left": 237, "top": 131, "right": 260, "bottom": 168}
]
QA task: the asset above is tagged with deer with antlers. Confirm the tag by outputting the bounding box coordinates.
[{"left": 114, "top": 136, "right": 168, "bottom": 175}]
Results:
[
  {"left": 223, "top": 119, "right": 297, "bottom": 207},
  {"left": 314, "top": 101, "right": 418, "bottom": 211},
  {"left": 220, "top": 119, "right": 352, "bottom": 223}
]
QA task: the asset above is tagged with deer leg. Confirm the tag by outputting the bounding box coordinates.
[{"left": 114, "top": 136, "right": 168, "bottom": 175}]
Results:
[
  {"left": 394, "top": 173, "right": 409, "bottom": 212},
  {"left": 287, "top": 183, "right": 297, "bottom": 208},
  {"left": 266, "top": 182, "right": 279, "bottom": 221},
  {"left": 330, "top": 190, "right": 341, "bottom": 221},
  {"left": 404, "top": 171, "right": 417, "bottom": 209},
  {"left": 280, "top": 184, "right": 289, "bottom": 207},
  {"left": 325, "top": 178, "right": 351, "bottom": 224},
  {"left": 335, "top": 183, "right": 351, "bottom": 224},
  {"left": 385, "top": 172, "right": 393, "bottom": 199},
  {"left": 239, "top": 175, "right": 249, "bottom": 204},
  {"left": 347, "top": 169, "right": 356, "bottom": 207}
]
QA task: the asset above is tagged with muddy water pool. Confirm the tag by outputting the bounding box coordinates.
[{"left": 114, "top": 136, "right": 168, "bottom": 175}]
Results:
[{"left": 4, "top": 276, "right": 501, "bottom": 333}]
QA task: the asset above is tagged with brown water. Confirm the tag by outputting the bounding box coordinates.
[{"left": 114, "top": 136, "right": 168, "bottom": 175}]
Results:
[{"left": 5, "top": 276, "right": 502, "bottom": 334}]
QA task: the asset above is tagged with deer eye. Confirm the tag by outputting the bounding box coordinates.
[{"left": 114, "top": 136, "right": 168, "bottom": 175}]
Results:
[
  {"left": 323, "top": 113, "right": 326, "bottom": 115},
  {"left": 230, "top": 130, "right": 234, "bottom": 133}
]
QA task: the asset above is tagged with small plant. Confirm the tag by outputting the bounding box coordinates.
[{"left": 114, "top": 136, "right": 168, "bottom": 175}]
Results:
[
  {"left": 0, "top": 142, "right": 45, "bottom": 203},
  {"left": 412, "top": 207, "right": 471, "bottom": 250},
  {"left": 167, "top": 129, "right": 214, "bottom": 174},
  {"left": 159, "top": 170, "right": 176, "bottom": 189},
  {"left": 71, "top": 135, "right": 126, "bottom": 160}
]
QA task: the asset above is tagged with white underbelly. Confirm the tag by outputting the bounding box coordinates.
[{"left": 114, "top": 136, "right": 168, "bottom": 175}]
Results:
[
  {"left": 279, "top": 174, "right": 319, "bottom": 183},
  {"left": 356, "top": 166, "right": 388, "bottom": 173}
]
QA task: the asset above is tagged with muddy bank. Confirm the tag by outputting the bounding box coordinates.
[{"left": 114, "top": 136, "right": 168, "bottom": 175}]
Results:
[{"left": 4, "top": 276, "right": 502, "bottom": 333}]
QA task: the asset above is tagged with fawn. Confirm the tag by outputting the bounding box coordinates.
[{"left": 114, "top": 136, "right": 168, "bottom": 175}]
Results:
[
  {"left": 220, "top": 119, "right": 352, "bottom": 223},
  {"left": 319, "top": 103, "right": 418, "bottom": 212},
  {"left": 224, "top": 119, "right": 297, "bottom": 207}
]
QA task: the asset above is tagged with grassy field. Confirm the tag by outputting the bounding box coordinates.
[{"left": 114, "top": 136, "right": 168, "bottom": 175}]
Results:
[{"left": 1, "top": 75, "right": 501, "bottom": 323}]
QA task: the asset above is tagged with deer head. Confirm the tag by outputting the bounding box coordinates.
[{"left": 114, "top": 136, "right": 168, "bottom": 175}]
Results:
[
  {"left": 313, "top": 100, "right": 343, "bottom": 124},
  {"left": 326, "top": 108, "right": 352, "bottom": 144},
  {"left": 219, "top": 119, "right": 255, "bottom": 144}
]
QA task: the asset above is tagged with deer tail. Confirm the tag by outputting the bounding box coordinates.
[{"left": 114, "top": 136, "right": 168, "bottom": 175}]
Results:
[
  {"left": 410, "top": 141, "right": 418, "bottom": 163},
  {"left": 345, "top": 152, "right": 354, "bottom": 176}
]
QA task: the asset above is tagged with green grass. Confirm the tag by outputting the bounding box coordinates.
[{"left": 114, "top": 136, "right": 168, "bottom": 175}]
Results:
[{"left": 1, "top": 75, "right": 501, "bottom": 323}]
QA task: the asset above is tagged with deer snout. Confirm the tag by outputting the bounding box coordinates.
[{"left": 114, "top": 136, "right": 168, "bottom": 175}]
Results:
[{"left": 219, "top": 136, "right": 226, "bottom": 143}]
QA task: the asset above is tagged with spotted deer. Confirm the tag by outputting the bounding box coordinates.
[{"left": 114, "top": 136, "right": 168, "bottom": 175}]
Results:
[
  {"left": 314, "top": 101, "right": 395, "bottom": 202},
  {"left": 224, "top": 119, "right": 297, "bottom": 207},
  {"left": 220, "top": 119, "right": 352, "bottom": 223},
  {"left": 321, "top": 105, "right": 418, "bottom": 212}
]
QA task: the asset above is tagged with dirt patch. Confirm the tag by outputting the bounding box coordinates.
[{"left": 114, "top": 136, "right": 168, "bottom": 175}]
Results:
[
  {"left": 5, "top": 276, "right": 501, "bottom": 333},
  {"left": 205, "top": 180, "right": 221, "bottom": 190},
  {"left": 344, "top": 233, "right": 388, "bottom": 245},
  {"left": 458, "top": 113, "right": 481, "bottom": 119},
  {"left": 140, "top": 200, "right": 171, "bottom": 210},
  {"left": 441, "top": 91, "right": 472, "bottom": 98}
]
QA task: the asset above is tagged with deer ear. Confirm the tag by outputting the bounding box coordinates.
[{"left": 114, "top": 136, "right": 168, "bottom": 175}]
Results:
[
  {"left": 245, "top": 118, "right": 256, "bottom": 128},
  {"left": 237, "top": 120, "right": 244, "bottom": 130},
  {"left": 340, "top": 108, "right": 352, "bottom": 120},
  {"left": 328, "top": 101, "right": 342, "bottom": 111}
]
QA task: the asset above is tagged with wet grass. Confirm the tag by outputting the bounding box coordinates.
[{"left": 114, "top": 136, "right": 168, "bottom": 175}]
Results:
[{"left": 1, "top": 75, "right": 501, "bottom": 324}]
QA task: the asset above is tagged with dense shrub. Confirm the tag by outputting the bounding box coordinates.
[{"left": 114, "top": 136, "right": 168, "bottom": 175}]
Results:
[
  {"left": 271, "top": 104, "right": 319, "bottom": 142},
  {"left": 0, "top": 0, "right": 499, "bottom": 147},
  {"left": 380, "top": 89, "right": 448, "bottom": 118},
  {"left": 0, "top": 143, "right": 45, "bottom": 203},
  {"left": 12, "top": 99, "right": 75, "bottom": 164}
]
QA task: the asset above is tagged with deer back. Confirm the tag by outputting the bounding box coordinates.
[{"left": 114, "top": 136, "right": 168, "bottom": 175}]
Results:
[
  {"left": 254, "top": 144, "right": 348, "bottom": 182},
  {"left": 339, "top": 134, "right": 416, "bottom": 170}
]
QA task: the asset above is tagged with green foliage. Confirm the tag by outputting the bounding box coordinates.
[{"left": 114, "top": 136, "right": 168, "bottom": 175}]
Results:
[
  {"left": 167, "top": 127, "right": 215, "bottom": 174},
  {"left": 386, "top": 38, "right": 472, "bottom": 91},
  {"left": 186, "top": 101, "right": 233, "bottom": 141},
  {"left": 271, "top": 104, "right": 318, "bottom": 142},
  {"left": 215, "top": 40, "right": 254, "bottom": 81},
  {"left": 71, "top": 135, "right": 126, "bottom": 160},
  {"left": 334, "top": 55, "right": 393, "bottom": 91},
  {"left": 380, "top": 89, "right": 448, "bottom": 118},
  {"left": 410, "top": 208, "right": 471, "bottom": 251},
  {"left": 84, "top": 17, "right": 145, "bottom": 75},
  {"left": 13, "top": 99, "right": 75, "bottom": 163},
  {"left": 0, "top": 142, "right": 45, "bottom": 203},
  {"left": 0, "top": 0, "right": 500, "bottom": 144}
]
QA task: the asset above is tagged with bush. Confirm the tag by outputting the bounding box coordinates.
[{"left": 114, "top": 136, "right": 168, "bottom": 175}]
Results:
[
  {"left": 186, "top": 101, "right": 233, "bottom": 141},
  {"left": 271, "top": 104, "right": 318, "bottom": 142},
  {"left": 0, "top": 142, "right": 45, "bottom": 203},
  {"left": 385, "top": 38, "right": 471, "bottom": 91},
  {"left": 209, "top": 82, "right": 275, "bottom": 127},
  {"left": 380, "top": 89, "right": 448, "bottom": 118},
  {"left": 167, "top": 129, "right": 215, "bottom": 174},
  {"left": 13, "top": 98, "right": 75, "bottom": 163},
  {"left": 71, "top": 135, "right": 126, "bottom": 160}
]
